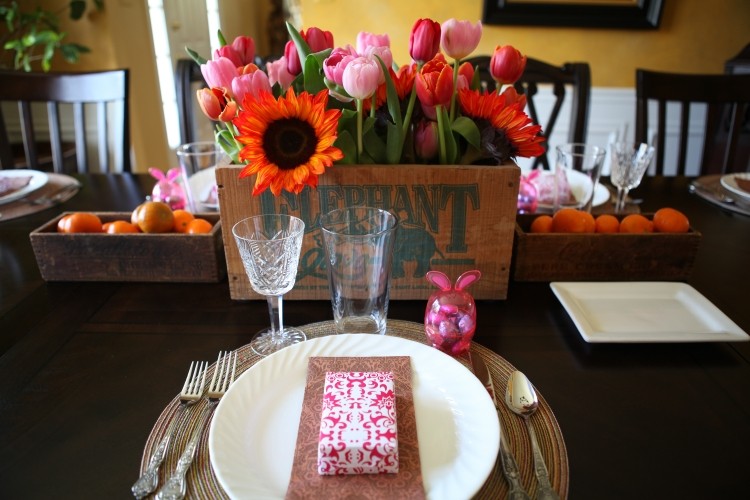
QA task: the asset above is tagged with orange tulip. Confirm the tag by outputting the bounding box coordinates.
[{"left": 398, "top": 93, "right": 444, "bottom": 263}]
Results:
[
  {"left": 196, "top": 87, "right": 237, "bottom": 122},
  {"left": 415, "top": 55, "right": 453, "bottom": 119}
]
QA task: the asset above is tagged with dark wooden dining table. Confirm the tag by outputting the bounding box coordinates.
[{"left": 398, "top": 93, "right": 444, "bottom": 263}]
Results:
[{"left": 1, "top": 173, "right": 749, "bottom": 499}]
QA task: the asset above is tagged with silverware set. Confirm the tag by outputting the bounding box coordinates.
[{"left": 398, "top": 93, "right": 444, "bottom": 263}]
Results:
[
  {"left": 132, "top": 351, "right": 237, "bottom": 500},
  {"left": 470, "top": 353, "right": 559, "bottom": 500}
]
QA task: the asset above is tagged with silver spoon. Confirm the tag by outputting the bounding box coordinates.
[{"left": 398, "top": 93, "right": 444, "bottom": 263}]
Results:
[{"left": 506, "top": 371, "right": 559, "bottom": 500}]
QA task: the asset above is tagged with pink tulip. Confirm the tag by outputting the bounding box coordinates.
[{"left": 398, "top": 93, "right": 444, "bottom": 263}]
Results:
[
  {"left": 409, "top": 18, "right": 441, "bottom": 64},
  {"left": 230, "top": 35, "right": 256, "bottom": 65},
  {"left": 266, "top": 56, "right": 295, "bottom": 90},
  {"left": 232, "top": 68, "right": 272, "bottom": 106},
  {"left": 201, "top": 57, "right": 239, "bottom": 91},
  {"left": 440, "top": 19, "right": 482, "bottom": 61},
  {"left": 356, "top": 31, "right": 390, "bottom": 54},
  {"left": 196, "top": 87, "right": 237, "bottom": 122},
  {"left": 284, "top": 40, "right": 302, "bottom": 76},
  {"left": 457, "top": 61, "right": 475, "bottom": 91},
  {"left": 490, "top": 45, "right": 527, "bottom": 85},
  {"left": 342, "top": 56, "right": 381, "bottom": 100},
  {"left": 415, "top": 120, "right": 439, "bottom": 160},
  {"left": 363, "top": 46, "right": 393, "bottom": 81},
  {"left": 323, "top": 46, "right": 357, "bottom": 86}
]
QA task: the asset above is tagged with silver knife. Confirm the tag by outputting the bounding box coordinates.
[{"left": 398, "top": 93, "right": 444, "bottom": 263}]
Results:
[{"left": 471, "top": 352, "right": 531, "bottom": 500}]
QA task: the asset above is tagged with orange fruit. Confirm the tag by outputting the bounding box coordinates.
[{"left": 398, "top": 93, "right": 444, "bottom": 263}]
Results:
[
  {"left": 551, "top": 208, "right": 595, "bottom": 233},
  {"left": 57, "top": 212, "right": 103, "bottom": 233},
  {"left": 186, "top": 218, "right": 213, "bottom": 234},
  {"left": 530, "top": 215, "right": 553, "bottom": 233},
  {"left": 104, "top": 220, "right": 140, "bottom": 234},
  {"left": 595, "top": 214, "right": 620, "bottom": 233},
  {"left": 132, "top": 201, "right": 174, "bottom": 233},
  {"left": 653, "top": 207, "right": 689, "bottom": 233},
  {"left": 619, "top": 214, "right": 654, "bottom": 233},
  {"left": 172, "top": 209, "right": 195, "bottom": 233}
]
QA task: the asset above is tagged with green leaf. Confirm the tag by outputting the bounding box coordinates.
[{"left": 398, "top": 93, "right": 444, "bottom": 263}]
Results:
[
  {"left": 302, "top": 54, "right": 326, "bottom": 94},
  {"left": 69, "top": 1, "right": 86, "bottom": 20},
  {"left": 334, "top": 131, "right": 357, "bottom": 164},
  {"left": 286, "top": 21, "right": 311, "bottom": 65},
  {"left": 363, "top": 127, "right": 387, "bottom": 164},
  {"left": 451, "top": 116, "right": 481, "bottom": 150},
  {"left": 216, "top": 128, "right": 240, "bottom": 163},
  {"left": 438, "top": 106, "right": 458, "bottom": 164},
  {"left": 217, "top": 30, "right": 227, "bottom": 47},
  {"left": 185, "top": 46, "right": 206, "bottom": 65},
  {"left": 374, "top": 55, "right": 405, "bottom": 164}
]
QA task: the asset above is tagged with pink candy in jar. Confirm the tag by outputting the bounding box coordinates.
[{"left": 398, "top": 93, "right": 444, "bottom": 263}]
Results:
[
  {"left": 149, "top": 167, "right": 186, "bottom": 211},
  {"left": 424, "top": 270, "right": 480, "bottom": 356}
]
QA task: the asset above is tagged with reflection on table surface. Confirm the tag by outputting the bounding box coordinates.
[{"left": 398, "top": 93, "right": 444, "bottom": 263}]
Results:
[{"left": 1, "top": 173, "right": 749, "bottom": 499}]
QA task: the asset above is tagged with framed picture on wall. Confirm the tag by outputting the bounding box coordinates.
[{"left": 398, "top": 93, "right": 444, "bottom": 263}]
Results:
[{"left": 482, "top": 0, "right": 665, "bottom": 29}]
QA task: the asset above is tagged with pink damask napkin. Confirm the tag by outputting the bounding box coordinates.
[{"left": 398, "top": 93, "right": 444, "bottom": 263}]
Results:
[{"left": 285, "top": 356, "right": 425, "bottom": 500}]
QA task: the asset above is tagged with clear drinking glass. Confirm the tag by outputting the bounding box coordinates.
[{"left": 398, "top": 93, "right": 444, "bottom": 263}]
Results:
[
  {"left": 554, "top": 143, "right": 606, "bottom": 213},
  {"left": 176, "top": 141, "right": 230, "bottom": 212},
  {"left": 232, "top": 214, "right": 306, "bottom": 356},
  {"left": 609, "top": 142, "right": 656, "bottom": 214}
]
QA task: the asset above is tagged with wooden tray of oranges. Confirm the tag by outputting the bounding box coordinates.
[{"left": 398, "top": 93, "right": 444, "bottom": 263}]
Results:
[
  {"left": 512, "top": 208, "right": 701, "bottom": 282},
  {"left": 30, "top": 202, "right": 225, "bottom": 283}
]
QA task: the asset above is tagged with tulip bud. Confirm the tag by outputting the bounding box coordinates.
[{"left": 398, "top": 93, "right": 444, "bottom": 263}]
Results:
[
  {"left": 356, "top": 32, "right": 390, "bottom": 55},
  {"left": 440, "top": 19, "right": 482, "bottom": 61},
  {"left": 266, "top": 56, "right": 295, "bottom": 90},
  {"left": 232, "top": 70, "right": 272, "bottom": 106},
  {"left": 415, "top": 120, "right": 439, "bottom": 160},
  {"left": 342, "top": 56, "right": 381, "bottom": 100},
  {"left": 201, "top": 57, "right": 239, "bottom": 91},
  {"left": 230, "top": 35, "right": 256, "bottom": 66},
  {"left": 409, "top": 18, "right": 441, "bottom": 64},
  {"left": 490, "top": 45, "right": 527, "bottom": 86},
  {"left": 196, "top": 87, "right": 237, "bottom": 122}
]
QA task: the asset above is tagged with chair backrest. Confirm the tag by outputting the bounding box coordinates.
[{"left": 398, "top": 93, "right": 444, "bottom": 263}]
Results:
[
  {"left": 635, "top": 69, "right": 750, "bottom": 175},
  {"left": 0, "top": 69, "right": 130, "bottom": 173},
  {"left": 464, "top": 56, "right": 592, "bottom": 170},
  {"left": 175, "top": 58, "right": 207, "bottom": 145}
]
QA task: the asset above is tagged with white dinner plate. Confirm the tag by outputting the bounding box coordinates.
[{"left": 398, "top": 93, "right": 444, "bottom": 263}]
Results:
[
  {"left": 719, "top": 173, "right": 750, "bottom": 202},
  {"left": 209, "top": 334, "right": 500, "bottom": 500},
  {"left": 551, "top": 282, "right": 749, "bottom": 343},
  {"left": 532, "top": 169, "right": 610, "bottom": 211},
  {"left": 187, "top": 166, "right": 218, "bottom": 210},
  {"left": 0, "top": 170, "right": 49, "bottom": 205}
]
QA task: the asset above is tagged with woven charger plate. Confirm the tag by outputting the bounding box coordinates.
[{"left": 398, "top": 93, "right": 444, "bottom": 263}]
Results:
[{"left": 138, "top": 320, "right": 569, "bottom": 499}]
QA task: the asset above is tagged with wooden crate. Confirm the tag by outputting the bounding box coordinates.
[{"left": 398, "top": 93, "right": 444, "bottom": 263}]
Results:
[
  {"left": 217, "top": 164, "right": 520, "bottom": 300},
  {"left": 30, "top": 212, "right": 225, "bottom": 282},
  {"left": 513, "top": 213, "right": 701, "bottom": 281}
]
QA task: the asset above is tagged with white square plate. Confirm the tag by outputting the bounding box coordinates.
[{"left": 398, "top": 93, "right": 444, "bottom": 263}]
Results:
[{"left": 550, "top": 282, "right": 749, "bottom": 343}]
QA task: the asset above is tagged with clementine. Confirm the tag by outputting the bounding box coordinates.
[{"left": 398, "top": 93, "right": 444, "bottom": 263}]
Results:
[
  {"left": 653, "top": 207, "right": 689, "bottom": 233},
  {"left": 172, "top": 209, "right": 195, "bottom": 233},
  {"left": 595, "top": 214, "right": 620, "bottom": 233},
  {"left": 551, "top": 208, "right": 595, "bottom": 233},
  {"left": 132, "top": 201, "right": 175, "bottom": 233},
  {"left": 57, "top": 212, "right": 103, "bottom": 233},
  {"left": 105, "top": 220, "right": 141, "bottom": 234},
  {"left": 530, "top": 215, "right": 553, "bottom": 233},
  {"left": 619, "top": 214, "right": 654, "bottom": 233},
  {"left": 186, "top": 218, "right": 213, "bottom": 234}
]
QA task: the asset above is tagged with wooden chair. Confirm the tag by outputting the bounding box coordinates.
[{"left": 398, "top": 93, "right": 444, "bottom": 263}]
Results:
[
  {"left": 175, "top": 58, "right": 207, "bottom": 145},
  {"left": 0, "top": 69, "right": 130, "bottom": 173},
  {"left": 464, "top": 56, "right": 592, "bottom": 170},
  {"left": 635, "top": 69, "right": 750, "bottom": 175}
]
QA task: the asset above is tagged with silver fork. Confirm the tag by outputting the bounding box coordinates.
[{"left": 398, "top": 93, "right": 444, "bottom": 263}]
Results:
[
  {"left": 156, "top": 351, "right": 238, "bottom": 500},
  {"left": 131, "top": 361, "right": 207, "bottom": 499},
  {"left": 24, "top": 181, "right": 82, "bottom": 205}
]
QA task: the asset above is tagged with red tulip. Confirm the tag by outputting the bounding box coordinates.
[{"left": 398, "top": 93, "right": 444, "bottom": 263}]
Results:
[
  {"left": 213, "top": 35, "right": 256, "bottom": 67},
  {"left": 490, "top": 45, "right": 527, "bottom": 86},
  {"left": 440, "top": 19, "right": 482, "bottom": 61},
  {"left": 409, "top": 18, "right": 441, "bottom": 64},
  {"left": 196, "top": 87, "right": 237, "bottom": 122},
  {"left": 286, "top": 27, "right": 335, "bottom": 76}
]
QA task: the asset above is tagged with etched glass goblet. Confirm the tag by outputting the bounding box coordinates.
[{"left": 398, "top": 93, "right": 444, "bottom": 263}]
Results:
[
  {"left": 232, "top": 214, "right": 306, "bottom": 356},
  {"left": 609, "top": 142, "right": 656, "bottom": 214}
]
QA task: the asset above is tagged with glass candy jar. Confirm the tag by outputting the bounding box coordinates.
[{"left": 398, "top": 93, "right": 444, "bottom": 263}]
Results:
[{"left": 424, "top": 270, "right": 480, "bottom": 356}]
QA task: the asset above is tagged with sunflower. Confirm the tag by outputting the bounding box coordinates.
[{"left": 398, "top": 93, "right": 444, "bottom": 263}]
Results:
[
  {"left": 233, "top": 88, "right": 343, "bottom": 196},
  {"left": 457, "top": 88, "right": 545, "bottom": 164}
]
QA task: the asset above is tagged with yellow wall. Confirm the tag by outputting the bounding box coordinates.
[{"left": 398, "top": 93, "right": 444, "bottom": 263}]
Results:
[
  {"left": 298, "top": 0, "right": 750, "bottom": 87},
  {"left": 33, "top": 0, "right": 750, "bottom": 171}
]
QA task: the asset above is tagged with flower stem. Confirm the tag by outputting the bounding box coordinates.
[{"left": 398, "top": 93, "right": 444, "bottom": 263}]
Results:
[
  {"left": 436, "top": 105, "right": 447, "bottom": 164},
  {"left": 450, "top": 59, "right": 459, "bottom": 122},
  {"left": 356, "top": 98, "right": 363, "bottom": 159},
  {"left": 402, "top": 83, "right": 417, "bottom": 137}
]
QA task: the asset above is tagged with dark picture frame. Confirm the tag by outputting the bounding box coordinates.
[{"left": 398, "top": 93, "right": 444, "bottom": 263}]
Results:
[{"left": 482, "top": 0, "right": 665, "bottom": 30}]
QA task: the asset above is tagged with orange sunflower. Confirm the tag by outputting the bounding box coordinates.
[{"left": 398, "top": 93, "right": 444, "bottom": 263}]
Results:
[
  {"left": 457, "top": 88, "right": 545, "bottom": 164},
  {"left": 233, "top": 88, "right": 343, "bottom": 196}
]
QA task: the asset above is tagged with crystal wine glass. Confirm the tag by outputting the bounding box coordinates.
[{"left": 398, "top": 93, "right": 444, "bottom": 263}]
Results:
[
  {"left": 232, "top": 214, "right": 306, "bottom": 356},
  {"left": 609, "top": 142, "right": 656, "bottom": 214}
]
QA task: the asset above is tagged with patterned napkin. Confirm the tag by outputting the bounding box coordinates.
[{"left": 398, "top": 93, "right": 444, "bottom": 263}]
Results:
[{"left": 285, "top": 356, "right": 425, "bottom": 500}]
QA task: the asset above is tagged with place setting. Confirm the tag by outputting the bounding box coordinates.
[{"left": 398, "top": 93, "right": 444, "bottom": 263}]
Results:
[
  {"left": 0, "top": 169, "right": 81, "bottom": 221},
  {"left": 134, "top": 208, "right": 570, "bottom": 499},
  {"left": 689, "top": 172, "right": 750, "bottom": 216}
]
